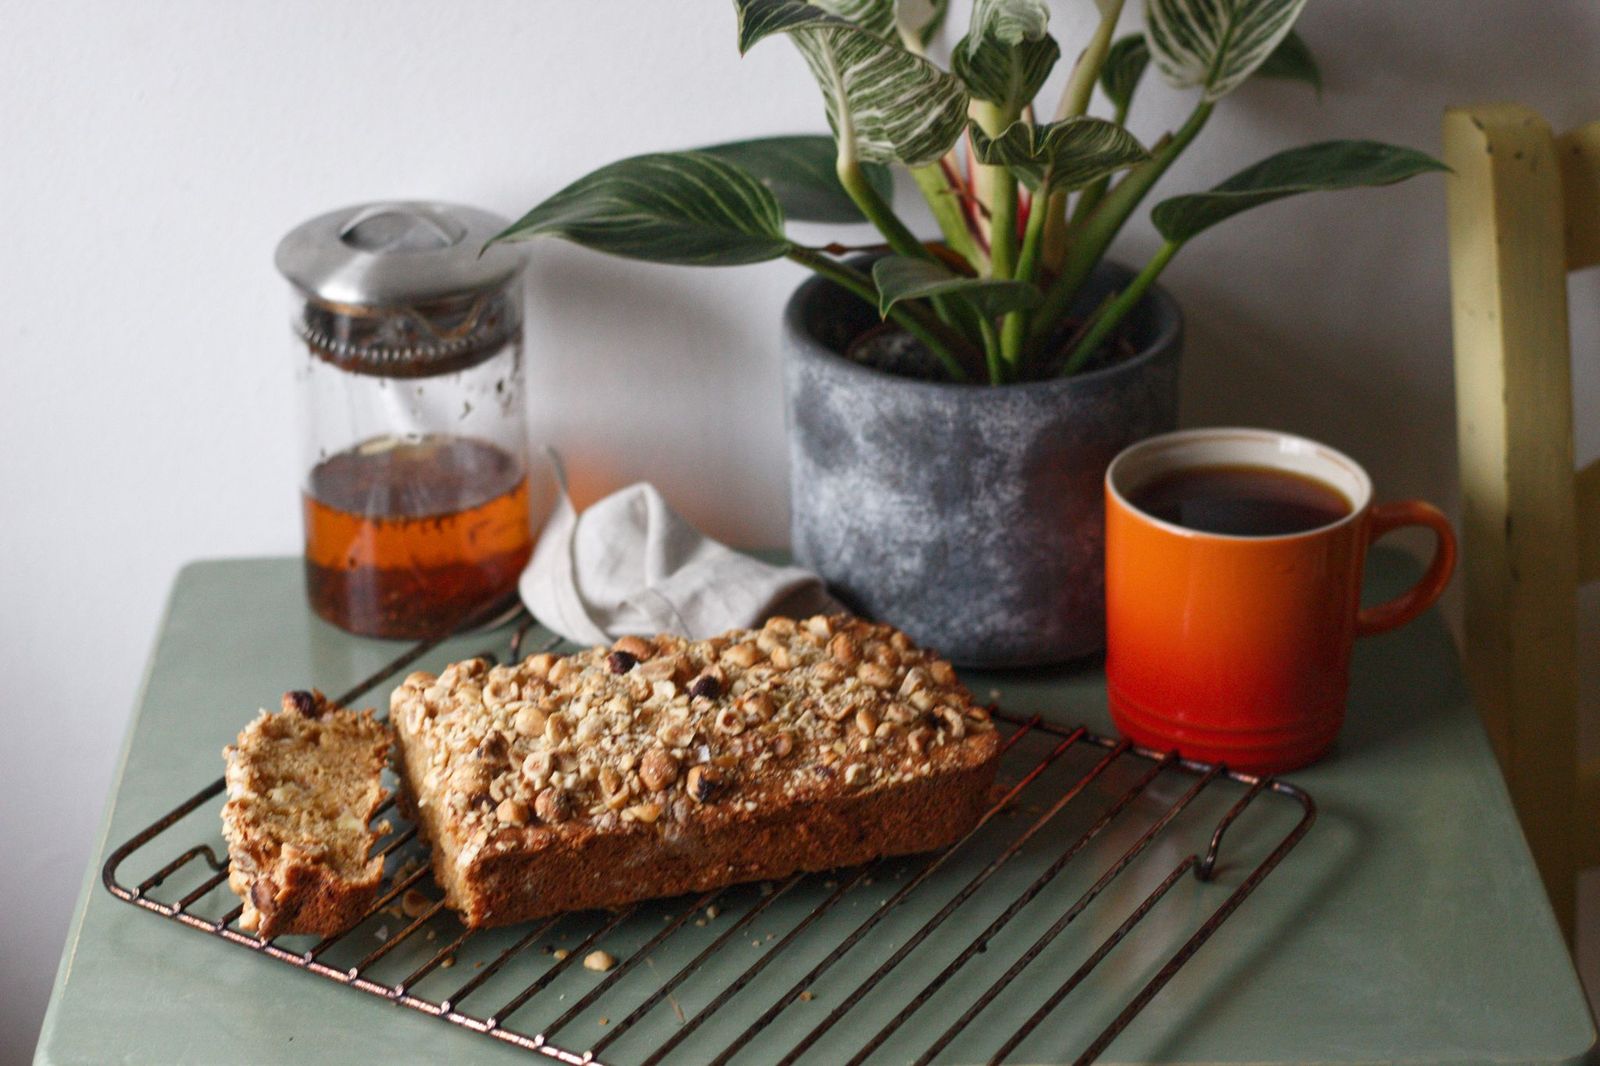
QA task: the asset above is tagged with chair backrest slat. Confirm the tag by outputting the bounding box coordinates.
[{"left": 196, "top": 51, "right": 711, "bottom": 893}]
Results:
[
  {"left": 1443, "top": 102, "right": 1583, "bottom": 939},
  {"left": 1558, "top": 120, "right": 1600, "bottom": 272},
  {"left": 1578, "top": 459, "right": 1600, "bottom": 586}
]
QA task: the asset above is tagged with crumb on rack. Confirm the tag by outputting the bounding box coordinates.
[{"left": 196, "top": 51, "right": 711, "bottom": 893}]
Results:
[{"left": 401, "top": 888, "right": 432, "bottom": 919}]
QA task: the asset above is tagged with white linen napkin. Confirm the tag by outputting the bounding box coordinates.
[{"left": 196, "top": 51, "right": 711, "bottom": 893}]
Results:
[{"left": 519, "top": 455, "right": 844, "bottom": 645}]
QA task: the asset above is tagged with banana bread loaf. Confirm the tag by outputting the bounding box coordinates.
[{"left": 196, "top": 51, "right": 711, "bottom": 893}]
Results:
[
  {"left": 391, "top": 615, "right": 1000, "bottom": 928},
  {"left": 222, "top": 690, "right": 393, "bottom": 937}
]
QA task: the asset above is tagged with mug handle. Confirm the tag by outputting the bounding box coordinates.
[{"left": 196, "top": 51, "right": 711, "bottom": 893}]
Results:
[{"left": 1356, "top": 501, "right": 1459, "bottom": 637}]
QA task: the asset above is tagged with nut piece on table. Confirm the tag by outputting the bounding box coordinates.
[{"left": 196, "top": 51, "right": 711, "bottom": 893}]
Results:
[{"left": 584, "top": 949, "right": 616, "bottom": 972}]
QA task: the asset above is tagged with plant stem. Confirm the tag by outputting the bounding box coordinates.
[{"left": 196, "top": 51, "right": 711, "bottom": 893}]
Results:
[
  {"left": 978, "top": 317, "right": 1005, "bottom": 385},
  {"left": 988, "top": 178, "right": 1018, "bottom": 279},
  {"left": 1031, "top": 99, "right": 1213, "bottom": 346},
  {"left": 786, "top": 247, "right": 973, "bottom": 383},
  {"left": 1039, "top": 189, "right": 1072, "bottom": 272},
  {"left": 837, "top": 154, "right": 936, "bottom": 265},
  {"left": 837, "top": 150, "right": 983, "bottom": 348},
  {"left": 1053, "top": 0, "right": 1124, "bottom": 122},
  {"left": 1058, "top": 239, "right": 1179, "bottom": 376},
  {"left": 999, "top": 194, "right": 1051, "bottom": 367},
  {"left": 1039, "top": 0, "right": 1125, "bottom": 272},
  {"left": 972, "top": 102, "right": 1019, "bottom": 280},
  {"left": 911, "top": 163, "right": 986, "bottom": 272}
]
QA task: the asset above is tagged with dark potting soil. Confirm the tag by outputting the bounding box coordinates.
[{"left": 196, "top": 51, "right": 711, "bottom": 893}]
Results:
[{"left": 843, "top": 321, "right": 1140, "bottom": 383}]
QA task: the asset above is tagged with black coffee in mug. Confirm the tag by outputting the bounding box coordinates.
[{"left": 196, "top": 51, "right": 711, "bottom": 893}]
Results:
[{"left": 1129, "top": 463, "right": 1353, "bottom": 536}]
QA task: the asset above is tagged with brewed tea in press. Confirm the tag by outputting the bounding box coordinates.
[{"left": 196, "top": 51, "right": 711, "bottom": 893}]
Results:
[{"left": 276, "top": 202, "right": 533, "bottom": 638}]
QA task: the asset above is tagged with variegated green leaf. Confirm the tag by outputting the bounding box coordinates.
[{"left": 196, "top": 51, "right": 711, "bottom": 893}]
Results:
[
  {"left": 871, "top": 256, "right": 1041, "bottom": 317},
  {"left": 1151, "top": 140, "right": 1447, "bottom": 244},
  {"left": 1099, "top": 34, "right": 1150, "bottom": 115},
  {"left": 700, "top": 135, "right": 892, "bottom": 223},
  {"left": 735, "top": 0, "right": 970, "bottom": 167},
  {"left": 969, "top": 117, "right": 1150, "bottom": 193},
  {"left": 969, "top": 0, "right": 1050, "bottom": 43},
  {"left": 807, "top": 0, "right": 948, "bottom": 50},
  {"left": 1257, "top": 29, "right": 1321, "bottom": 93},
  {"left": 1143, "top": 0, "right": 1310, "bottom": 102},
  {"left": 491, "top": 152, "right": 791, "bottom": 266},
  {"left": 813, "top": 0, "right": 895, "bottom": 36},
  {"left": 951, "top": 0, "right": 1059, "bottom": 113}
]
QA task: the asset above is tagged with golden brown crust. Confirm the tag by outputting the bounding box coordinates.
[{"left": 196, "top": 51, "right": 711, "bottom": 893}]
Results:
[
  {"left": 221, "top": 690, "right": 392, "bottom": 938},
  {"left": 391, "top": 616, "right": 1001, "bottom": 928}
]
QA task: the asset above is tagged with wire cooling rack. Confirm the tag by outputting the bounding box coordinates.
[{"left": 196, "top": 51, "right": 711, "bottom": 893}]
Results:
[{"left": 103, "top": 610, "right": 1315, "bottom": 1065}]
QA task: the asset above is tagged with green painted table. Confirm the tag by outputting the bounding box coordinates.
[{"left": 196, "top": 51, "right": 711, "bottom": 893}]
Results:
[{"left": 34, "top": 555, "right": 1596, "bottom": 1065}]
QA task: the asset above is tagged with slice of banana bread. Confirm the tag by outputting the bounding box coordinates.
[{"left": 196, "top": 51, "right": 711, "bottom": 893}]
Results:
[
  {"left": 392, "top": 615, "right": 1001, "bottom": 929},
  {"left": 222, "top": 690, "right": 393, "bottom": 938}
]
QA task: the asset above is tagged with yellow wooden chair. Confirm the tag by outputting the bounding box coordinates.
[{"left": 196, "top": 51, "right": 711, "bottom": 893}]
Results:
[{"left": 1443, "top": 103, "right": 1600, "bottom": 941}]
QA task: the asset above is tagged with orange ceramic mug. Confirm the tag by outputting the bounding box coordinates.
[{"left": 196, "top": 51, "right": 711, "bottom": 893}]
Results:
[{"left": 1104, "top": 428, "right": 1457, "bottom": 773}]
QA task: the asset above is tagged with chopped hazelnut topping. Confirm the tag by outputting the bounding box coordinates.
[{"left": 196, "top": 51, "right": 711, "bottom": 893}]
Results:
[
  {"left": 613, "top": 635, "right": 655, "bottom": 660},
  {"left": 858, "top": 662, "right": 895, "bottom": 689},
  {"left": 939, "top": 706, "right": 968, "bottom": 739},
  {"left": 686, "top": 765, "right": 722, "bottom": 804},
  {"left": 639, "top": 748, "right": 680, "bottom": 791},
  {"left": 514, "top": 705, "right": 548, "bottom": 736},
  {"left": 545, "top": 712, "right": 574, "bottom": 745},
  {"left": 282, "top": 690, "right": 322, "bottom": 718},
  {"left": 724, "top": 642, "right": 762, "bottom": 668},
  {"left": 829, "top": 633, "right": 861, "bottom": 664},
  {"left": 389, "top": 613, "right": 989, "bottom": 836},
  {"left": 625, "top": 802, "right": 662, "bottom": 824},
  {"left": 688, "top": 668, "right": 724, "bottom": 700},
  {"left": 535, "top": 787, "right": 573, "bottom": 823},
  {"left": 496, "top": 796, "right": 529, "bottom": 827},
  {"left": 855, "top": 706, "right": 879, "bottom": 737},
  {"left": 658, "top": 721, "right": 695, "bottom": 749},
  {"left": 640, "top": 656, "right": 681, "bottom": 682}
]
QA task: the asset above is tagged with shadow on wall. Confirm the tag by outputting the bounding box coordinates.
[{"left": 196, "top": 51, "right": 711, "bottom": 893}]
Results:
[
  {"left": 1175, "top": 274, "right": 1457, "bottom": 505},
  {"left": 520, "top": 246, "right": 795, "bottom": 548}
]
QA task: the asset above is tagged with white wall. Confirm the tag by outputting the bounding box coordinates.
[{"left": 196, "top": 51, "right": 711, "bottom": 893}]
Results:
[{"left": 3, "top": 0, "right": 1597, "bottom": 1055}]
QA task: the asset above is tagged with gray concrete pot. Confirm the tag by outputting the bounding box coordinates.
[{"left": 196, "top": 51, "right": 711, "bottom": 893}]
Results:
[{"left": 783, "top": 260, "right": 1182, "bottom": 667}]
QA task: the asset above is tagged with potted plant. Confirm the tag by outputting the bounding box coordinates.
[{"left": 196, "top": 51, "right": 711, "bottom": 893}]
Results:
[{"left": 492, "top": 0, "right": 1444, "bottom": 666}]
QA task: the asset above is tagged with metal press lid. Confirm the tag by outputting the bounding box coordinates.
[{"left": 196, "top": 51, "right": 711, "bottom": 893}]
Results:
[{"left": 275, "top": 200, "right": 526, "bottom": 306}]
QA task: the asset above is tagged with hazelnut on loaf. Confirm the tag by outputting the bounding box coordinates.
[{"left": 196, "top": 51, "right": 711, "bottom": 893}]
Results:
[
  {"left": 392, "top": 615, "right": 1001, "bottom": 929},
  {"left": 221, "top": 690, "right": 393, "bottom": 938}
]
